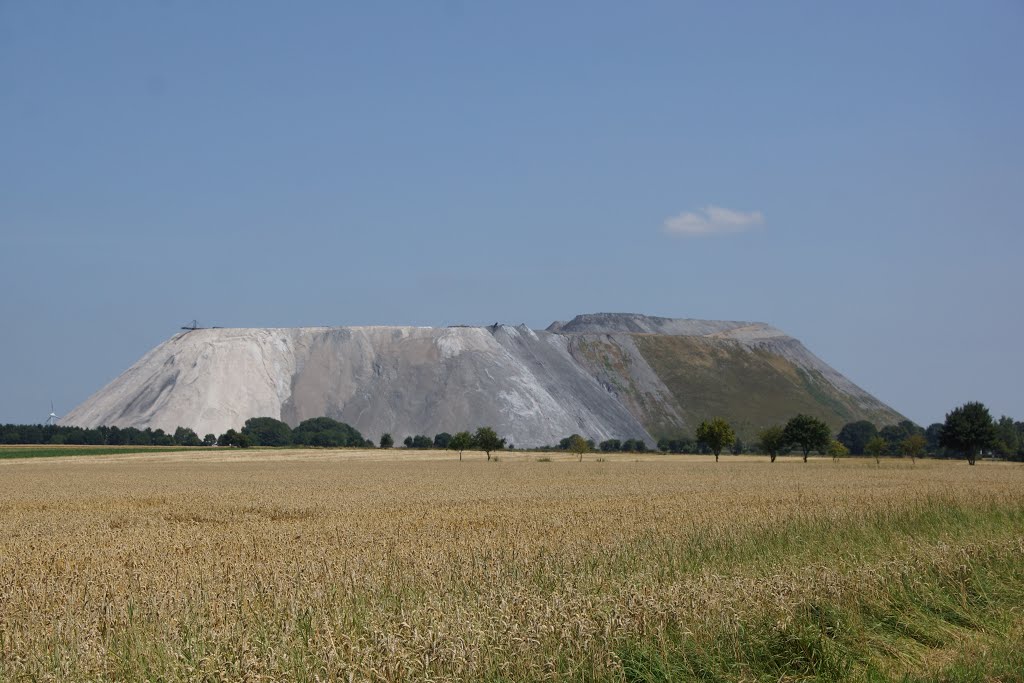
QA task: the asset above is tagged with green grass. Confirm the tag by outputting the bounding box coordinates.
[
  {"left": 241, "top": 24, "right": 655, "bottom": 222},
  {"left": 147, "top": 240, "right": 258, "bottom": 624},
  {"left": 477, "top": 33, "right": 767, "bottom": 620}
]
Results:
[
  {"left": 600, "top": 499, "right": 1024, "bottom": 682},
  {"left": 353, "top": 491, "right": 1020, "bottom": 682},
  {"left": 0, "top": 445, "right": 197, "bottom": 459},
  {"left": 612, "top": 541, "right": 1024, "bottom": 682}
]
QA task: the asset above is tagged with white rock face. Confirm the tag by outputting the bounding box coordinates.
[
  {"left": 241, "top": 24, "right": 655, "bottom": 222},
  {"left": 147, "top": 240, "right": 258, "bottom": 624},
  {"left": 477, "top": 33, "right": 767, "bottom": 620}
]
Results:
[
  {"left": 61, "top": 314, "right": 903, "bottom": 446},
  {"left": 61, "top": 324, "right": 653, "bottom": 446}
]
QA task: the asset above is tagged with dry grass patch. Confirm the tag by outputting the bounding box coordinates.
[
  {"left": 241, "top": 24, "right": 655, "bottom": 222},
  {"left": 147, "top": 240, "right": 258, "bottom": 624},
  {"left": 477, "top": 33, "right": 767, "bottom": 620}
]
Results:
[{"left": 1, "top": 452, "right": 1022, "bottom": 681}]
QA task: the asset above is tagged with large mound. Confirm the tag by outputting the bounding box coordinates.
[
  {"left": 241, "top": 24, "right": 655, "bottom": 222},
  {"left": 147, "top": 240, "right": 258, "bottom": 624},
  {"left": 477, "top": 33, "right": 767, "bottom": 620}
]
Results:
[{"left": 61, "top": 314, "right": 904, "bottom": 445}]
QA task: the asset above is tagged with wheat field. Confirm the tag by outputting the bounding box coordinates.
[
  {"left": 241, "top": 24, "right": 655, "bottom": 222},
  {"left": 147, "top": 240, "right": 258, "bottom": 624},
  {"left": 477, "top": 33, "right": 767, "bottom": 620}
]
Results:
[{"left": 1, "top": 449, "right": 1022, "bottom": 682}]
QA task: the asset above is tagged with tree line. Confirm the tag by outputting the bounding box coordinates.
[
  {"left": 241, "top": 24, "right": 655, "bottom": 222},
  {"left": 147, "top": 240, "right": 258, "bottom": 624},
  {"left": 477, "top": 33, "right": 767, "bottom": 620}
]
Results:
[
  {"left": 382, "top": 427, "right": 506, "bottom": 460},
  {"left": 0, "top": 423, "right": 200, "bottom": 446},
  {"left": 0, "top": 417, "right": 374, "bottom": 450},
  {"left": 0, "top": 417, "right": 509, "bottom": 459},
  {"left": 536, "top": 402, "right": 1022, "bottom": 466},
  {"left": 634, "top": 401, "right": 1020, "bottom": 465},
  {"left": 2, "top": 400, "right": 1019, "bottom": 465}
]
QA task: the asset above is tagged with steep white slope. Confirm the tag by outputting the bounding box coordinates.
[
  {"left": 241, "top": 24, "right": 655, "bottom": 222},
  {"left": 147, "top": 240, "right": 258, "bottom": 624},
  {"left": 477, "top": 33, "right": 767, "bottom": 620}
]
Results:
[
  {"left": 61, "top": 325, "right": 653, "bottom": 446},
  {"left": 61, "top": 328, "right": 304, "bottom": 437}
]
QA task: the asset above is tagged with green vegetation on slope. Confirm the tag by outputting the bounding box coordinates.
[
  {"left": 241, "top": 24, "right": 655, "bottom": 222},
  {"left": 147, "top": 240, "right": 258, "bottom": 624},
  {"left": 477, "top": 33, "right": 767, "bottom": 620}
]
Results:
[
  {"left": 570, "top": 337, "right": 687, "bottom": 439},
  {"left": 632, "top": 335, "right": 895, "bottom": 440}
]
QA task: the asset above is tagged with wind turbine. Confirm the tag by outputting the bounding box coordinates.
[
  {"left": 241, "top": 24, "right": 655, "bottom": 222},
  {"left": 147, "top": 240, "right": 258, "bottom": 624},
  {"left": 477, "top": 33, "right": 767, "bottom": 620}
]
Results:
[{"left": 46, "top": 401, "right": 59, "bottom": 426}]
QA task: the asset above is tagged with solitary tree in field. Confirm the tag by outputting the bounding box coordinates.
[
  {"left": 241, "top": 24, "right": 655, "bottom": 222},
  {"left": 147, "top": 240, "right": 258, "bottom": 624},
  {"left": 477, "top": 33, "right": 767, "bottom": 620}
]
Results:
[
  {"left": 865, "top": 436, "right": 888, "bottom": 465},
  {"left": 901, "top": 433, "right": 926, "bottom": 464},
  {"left": 379, "top": 433, "right": 394, "bottom": 449},
  {"left": 567, "top": 434, "right": 590, "bottom": 462},
  {"left": 474, "top": 427, "right": 505, "bottom": 461},
  {"left": 828, "top": 439, "right": 849, "bottom": 462},
  {"left": 757, "top": 425, "right": 787, "bottom": 463},
  {"left": 940, "top": 401, "right": 996, "bottom": 466},
  {"left": 449, "top": 431, "right": 473, "bottom": 461},
  {"left": 783, "top": 414, "right": 831, "bottom": 463},
  {"left": 696, "top": 418, "right": 735, "bottom": 463}
]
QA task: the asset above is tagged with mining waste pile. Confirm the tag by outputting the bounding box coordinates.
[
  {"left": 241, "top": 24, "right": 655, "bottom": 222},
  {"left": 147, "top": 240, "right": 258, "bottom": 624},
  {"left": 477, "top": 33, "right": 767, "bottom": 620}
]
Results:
[{"left": 61, "top": 313, "right": 904, "bottom": 447}]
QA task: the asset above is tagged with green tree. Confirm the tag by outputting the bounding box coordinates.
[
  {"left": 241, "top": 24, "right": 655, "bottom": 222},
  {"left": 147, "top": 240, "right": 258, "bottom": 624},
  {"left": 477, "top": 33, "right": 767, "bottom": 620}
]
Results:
[
  {"left": 173, "top": 426, "right": 202, "bottom": 447},
  {"left": 558, "top": 434, "right": 584, "bottom": 450},
  {"left": 879, "top": 425, "right": 907, "bottom": 455},
  {"left": 410, "top": 435, "right": 433, "bottom": 449},
  {"left": 899, "top": 420, "right": 925, "bottom": 438},
  {"left": 449, "top": 431, "right": 473, "bottom": 461},
  {"left": 783, "top": 414, "right": 831, "bottom": 463},
  {"left": 865, "top": 435, "right": 888, "bottom": 465},
  {"left": 828, "top": 439, "right": 849, "bottom": 462},
  {"left": 621, "top": 438, "right": 646, "bottom": 452},
  {"left": 657, "top": 437, "right": 693, "bottom": 454},
  {"left": 473, "top": 427, "right": 505, "bottom": 461},
  {"left": 994, "top": 416, "right": 1019, "bottom": 457},
  {"left": 901, "top": 433, "right": 926, "bottom": 464},
  {"left": 433, "top": 432, "right": 452, "bottom": 449},
  {"left": 241, "top": 417, "right": 293, "bottom": 447},
  {"left": 567, "top": 434, "right": 589, "bottom": 462},
  {"left": 695, "top": 418, "right": 736, "bottom": 463},
  {"left": 925, "top": 423, "right": 944, "bottom": 455},
  {"left": 836, "top": 420, "right": 878, "bottom": 456},
  {"left": 877, "top": 420, "right": 925, "bottom": 456},
  {"left": 1017, "top": 422, "right": 1024, "bottom": 461},
  {"left": 217, "top": 429, "right": 239, "bottom": 447},
  {"left": 292, "top": 417, "right": 365, "bottom": 448},
  {"left": 940, "top": 401, "right": 996, "bottom": 466},
  {"left": 379, "top": 433, "right": 394, "bottom": 449},
  {"left": 151, "top": 428, "right": 175, "bottom": 446},
  {"left": 202, "top": 433, "right": 217, "bottom": 447},
  {"left": 757, "top": 425, "right": 787, "bottom": 463},
  {"left": 599, "top": 439, "right": 621, "bottom": 452},
  {"left": 104, "top": 426, "right": 123, "bottom": 445},
  {"left": 123, "top": 428, "right": 150, "bottom": 445}
]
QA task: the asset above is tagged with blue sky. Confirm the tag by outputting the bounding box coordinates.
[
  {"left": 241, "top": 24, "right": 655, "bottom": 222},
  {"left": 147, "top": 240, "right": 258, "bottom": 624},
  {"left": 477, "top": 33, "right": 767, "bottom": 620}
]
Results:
[{"left": 1, "top": 1, "right": 1021, "bottom": 427}]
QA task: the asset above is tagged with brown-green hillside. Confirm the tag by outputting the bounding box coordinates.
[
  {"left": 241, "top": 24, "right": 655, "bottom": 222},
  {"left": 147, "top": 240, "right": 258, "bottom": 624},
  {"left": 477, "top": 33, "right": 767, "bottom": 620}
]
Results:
[
  {"left": 556, "top": 314, "right": 905, "bottom": 442},
  {"left": 632, "top": 334, "right": 901, "bottom": 440}
]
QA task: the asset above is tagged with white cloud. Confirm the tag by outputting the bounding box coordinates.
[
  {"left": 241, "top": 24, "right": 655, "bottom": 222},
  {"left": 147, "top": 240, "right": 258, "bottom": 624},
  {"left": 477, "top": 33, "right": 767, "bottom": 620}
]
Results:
[{"left": 663, "top": 205, "right": 765, "bottom": 236}]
